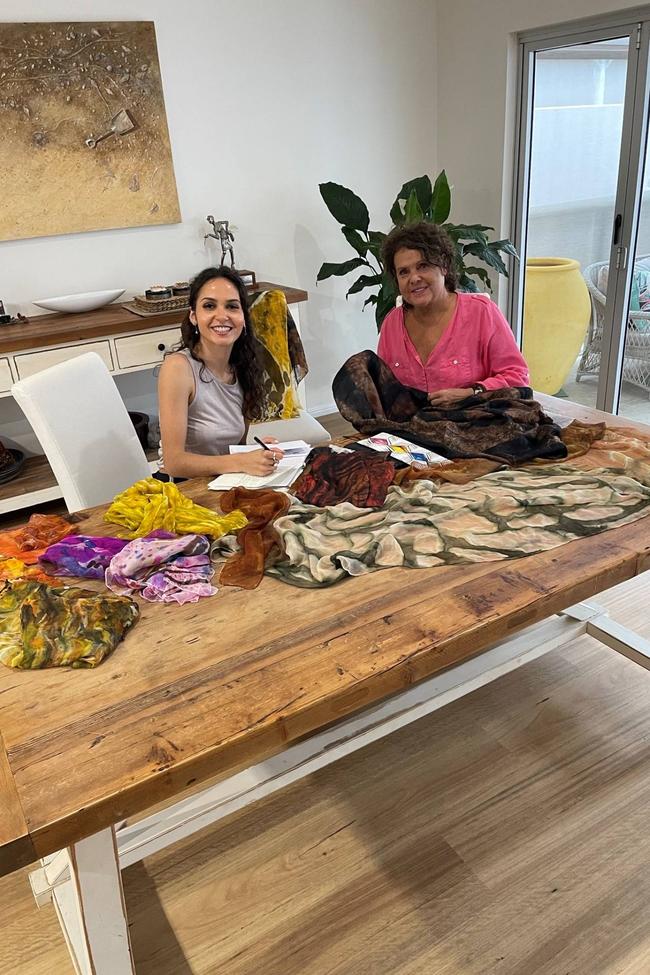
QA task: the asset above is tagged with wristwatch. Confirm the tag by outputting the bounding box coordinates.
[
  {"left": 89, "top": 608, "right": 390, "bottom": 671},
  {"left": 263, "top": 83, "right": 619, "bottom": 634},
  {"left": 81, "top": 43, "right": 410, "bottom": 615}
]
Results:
[{"left": 472, "top": 383, "right": 486, "bottom": 395}]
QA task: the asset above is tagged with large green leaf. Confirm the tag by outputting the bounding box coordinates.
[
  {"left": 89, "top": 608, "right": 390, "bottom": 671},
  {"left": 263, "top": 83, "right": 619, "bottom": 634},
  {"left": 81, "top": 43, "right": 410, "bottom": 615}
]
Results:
[
  {"left": 463, "top": 265, "right": 492, "bottom": 289},
  {"left": 446, "top": 223, "right": 491, "bottom": 245},
  {"left": 317, "top": 257, "right": 366, "bottom": 282},
  {"left": 319, "top": 182, "right": 370, "bottom": 231},
  {"left": 404, "top": 188, "right": 424, "bottom": 223},
  {"left": 346, "top": 272, "right": 383, "bottom": 298},
  {"left": 390, "top": 198, "right": 404, "bottom": 226},
  {"left": 448, "top": 222, "right": 493, "bottom": 235},
  {"left": 375, "top": 277, "right": 398, "bottom": 330},
  {"left": 457, "top": 273, "right": 480, "bottom": 293},
  {"left": 395, "top": 175, "right": 432, "bottom": 214},
  {"left": 491, "top": 238, "right": 519, "bottom": 260},
  {"left": 463, "top": 242, "right": 508, "bottom": 276},
  {"left": 342, "top": 226, "right": 368, "bottom": 255},
  {"left": 431, "top": 170, "right": 451, "bottom": 223},
  {"left": 367, "top": 230, "right": 387, "bottom": 263}
]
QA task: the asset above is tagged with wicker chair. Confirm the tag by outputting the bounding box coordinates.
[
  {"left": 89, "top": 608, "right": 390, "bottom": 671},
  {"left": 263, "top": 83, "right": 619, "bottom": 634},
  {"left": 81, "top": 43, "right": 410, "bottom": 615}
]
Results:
[{"left": 578, "top": 257, "right": 650, "bottom": 395}]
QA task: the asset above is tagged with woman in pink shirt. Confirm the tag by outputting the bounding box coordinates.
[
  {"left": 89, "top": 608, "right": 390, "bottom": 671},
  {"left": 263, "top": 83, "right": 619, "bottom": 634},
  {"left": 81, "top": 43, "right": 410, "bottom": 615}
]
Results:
[{"left": 378, "top": 222, "right": 529, "bottom": 405}]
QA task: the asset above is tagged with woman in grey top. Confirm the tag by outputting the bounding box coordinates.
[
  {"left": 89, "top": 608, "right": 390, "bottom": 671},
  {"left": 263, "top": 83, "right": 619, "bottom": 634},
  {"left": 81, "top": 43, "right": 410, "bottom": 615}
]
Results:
[{"left": 157, "top": 267, "right": 283, "bottom": 479}]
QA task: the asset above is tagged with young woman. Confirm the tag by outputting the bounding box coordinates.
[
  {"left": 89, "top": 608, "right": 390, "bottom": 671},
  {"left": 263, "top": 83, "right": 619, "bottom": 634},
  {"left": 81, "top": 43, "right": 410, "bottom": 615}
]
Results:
[
  {"left": 157, "top": 266, "right": 282, "bottom": 480},
  {"left": 378, "top": 222, "right": 529, "bottom": 405}
]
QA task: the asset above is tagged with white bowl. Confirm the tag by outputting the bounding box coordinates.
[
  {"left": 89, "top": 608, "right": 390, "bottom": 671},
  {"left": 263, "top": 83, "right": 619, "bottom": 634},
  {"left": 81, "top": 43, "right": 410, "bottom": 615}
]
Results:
[{"left": 33, "top": 289, "right": 125, "bottom": 314}]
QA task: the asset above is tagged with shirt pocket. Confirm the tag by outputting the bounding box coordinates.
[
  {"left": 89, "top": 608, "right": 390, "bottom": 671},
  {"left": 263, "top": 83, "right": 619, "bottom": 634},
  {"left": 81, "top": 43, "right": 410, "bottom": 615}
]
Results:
[
  {"left": 388, "top": 358, "right": 421, "bottom": 388},
  {"left": 437, "top": 354, "right": 472, "bottom": 387}
]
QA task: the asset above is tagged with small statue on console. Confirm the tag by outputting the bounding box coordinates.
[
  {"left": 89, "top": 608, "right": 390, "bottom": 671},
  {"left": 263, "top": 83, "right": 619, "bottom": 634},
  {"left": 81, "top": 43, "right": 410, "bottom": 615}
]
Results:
[{"left": 204, "top": 216, "right": 235, "bottom": 268}]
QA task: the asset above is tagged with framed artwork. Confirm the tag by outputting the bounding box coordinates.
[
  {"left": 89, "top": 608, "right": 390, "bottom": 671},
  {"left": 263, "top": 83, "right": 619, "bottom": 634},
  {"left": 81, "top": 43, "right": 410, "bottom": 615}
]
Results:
[{"left": 0, "top": 21, "right": 181, "bottom": 241}]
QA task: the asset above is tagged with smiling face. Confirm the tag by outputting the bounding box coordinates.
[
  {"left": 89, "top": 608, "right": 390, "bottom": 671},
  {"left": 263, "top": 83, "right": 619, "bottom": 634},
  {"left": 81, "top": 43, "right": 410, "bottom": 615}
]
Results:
[
  {"left": 393, "top": 247, "right": 449, "bottom": 308},
  {"left": 190, "top": 277, "right": 246, "bottom": 352}
]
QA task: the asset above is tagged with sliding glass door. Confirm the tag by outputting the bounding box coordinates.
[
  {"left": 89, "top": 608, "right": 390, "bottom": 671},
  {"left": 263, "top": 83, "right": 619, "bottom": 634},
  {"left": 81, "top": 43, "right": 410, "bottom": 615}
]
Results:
[{"left": 512, "top": 14, "right": 650, "bottom": 419}]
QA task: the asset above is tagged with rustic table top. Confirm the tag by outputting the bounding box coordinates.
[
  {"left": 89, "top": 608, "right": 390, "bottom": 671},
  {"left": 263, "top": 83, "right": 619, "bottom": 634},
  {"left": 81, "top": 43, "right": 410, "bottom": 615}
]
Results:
[{"left": 1, "top": 395, "right": 649, "bottom": 876}]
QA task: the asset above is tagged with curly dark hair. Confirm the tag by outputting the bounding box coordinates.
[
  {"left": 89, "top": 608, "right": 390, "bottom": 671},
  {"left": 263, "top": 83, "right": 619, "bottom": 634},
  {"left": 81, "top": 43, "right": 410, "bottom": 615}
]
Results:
[
  {"left": 382, "top": 222, "right": 458, "bottom": 292},
  {"left": 178, "top": 266, "right": 265, "bottom": 423}
]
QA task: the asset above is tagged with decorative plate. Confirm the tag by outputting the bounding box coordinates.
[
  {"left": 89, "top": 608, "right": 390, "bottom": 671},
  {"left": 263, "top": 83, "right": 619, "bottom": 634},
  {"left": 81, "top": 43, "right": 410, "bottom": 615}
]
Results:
[{"left": 33, "top": 290, "right": 125, "bottom": 314}]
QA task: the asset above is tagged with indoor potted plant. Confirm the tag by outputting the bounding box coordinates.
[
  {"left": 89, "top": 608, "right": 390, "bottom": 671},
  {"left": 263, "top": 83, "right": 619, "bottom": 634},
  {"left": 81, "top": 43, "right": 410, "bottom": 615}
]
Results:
[{"left": 317, "top": 171, "right": 518, "bottom": 330}]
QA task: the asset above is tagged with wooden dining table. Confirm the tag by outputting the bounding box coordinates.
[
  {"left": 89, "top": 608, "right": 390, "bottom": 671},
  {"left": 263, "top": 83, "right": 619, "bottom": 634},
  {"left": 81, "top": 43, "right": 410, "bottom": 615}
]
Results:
[{"left": 2, "top": 395, "right": 650, "bottom": 975}]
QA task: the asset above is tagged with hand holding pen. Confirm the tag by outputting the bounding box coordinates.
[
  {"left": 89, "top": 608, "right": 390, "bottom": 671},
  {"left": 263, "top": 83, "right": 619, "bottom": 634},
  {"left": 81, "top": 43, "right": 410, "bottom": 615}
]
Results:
[{"left": 253, "top": 436, "right": 284, "bottom": 470}]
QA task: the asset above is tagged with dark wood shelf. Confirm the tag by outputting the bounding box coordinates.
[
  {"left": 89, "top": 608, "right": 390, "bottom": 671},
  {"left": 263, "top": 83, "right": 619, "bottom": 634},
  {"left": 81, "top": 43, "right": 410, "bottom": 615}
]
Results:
[
  {"left": 0, "top": 282, "right": 309, "bottom": 355},
  {"left": 0, "top": 455, "right": 56, "bottom": 502},
  {"left": 0, "top": 447, "right": 160, "bottom": 512}
]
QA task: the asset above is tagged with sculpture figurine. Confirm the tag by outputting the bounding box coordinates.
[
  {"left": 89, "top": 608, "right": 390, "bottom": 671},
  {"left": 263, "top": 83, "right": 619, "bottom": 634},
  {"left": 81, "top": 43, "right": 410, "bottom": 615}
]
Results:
[{"left": 204, "top": 216, "right": 235, "bottom": 268}]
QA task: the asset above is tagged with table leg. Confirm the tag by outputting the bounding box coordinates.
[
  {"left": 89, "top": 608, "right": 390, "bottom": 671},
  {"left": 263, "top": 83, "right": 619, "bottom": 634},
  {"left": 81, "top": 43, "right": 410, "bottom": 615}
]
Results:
[{"left": 52, "top": 826, "right": 135, "bottom": 975}]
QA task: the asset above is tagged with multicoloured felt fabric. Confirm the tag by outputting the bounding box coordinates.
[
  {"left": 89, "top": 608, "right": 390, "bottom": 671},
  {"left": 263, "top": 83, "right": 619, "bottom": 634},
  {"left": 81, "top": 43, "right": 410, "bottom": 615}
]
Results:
[
  {"left": 39, "top": 534, "right": 130, "bottom": 579},
  {"left": 0, "top": 579, "right": 139, "bottom": 669},
  {"left": 106, "top": 532, "right": 217, "bottom": 604},
  {"left": 332, "top": 350, "right": 567, "bottom": 464},
  {"left": 0, "top": 513, "right": 76, "bottom": 565},
  {"left": 290, "top": 445, "right": 397, "bottom": 508},
  {"left": 267, "top": 454, "right": 650, "bottom": 588},
  {"left": 104, "top": 477, "right": 247, "bottom": 539},
  {"left": 249, "top": 289, "right": 308, "bottom": 421},
  {"left": 0, "top": 557, "right": 58, "bottom": 585}
]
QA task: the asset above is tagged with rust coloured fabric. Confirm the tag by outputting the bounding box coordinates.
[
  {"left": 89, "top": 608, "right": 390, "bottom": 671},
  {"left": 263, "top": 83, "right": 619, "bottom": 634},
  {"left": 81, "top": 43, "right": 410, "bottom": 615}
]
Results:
[{"left": 219, "top": 487, "right": 291, "bottom": 589}]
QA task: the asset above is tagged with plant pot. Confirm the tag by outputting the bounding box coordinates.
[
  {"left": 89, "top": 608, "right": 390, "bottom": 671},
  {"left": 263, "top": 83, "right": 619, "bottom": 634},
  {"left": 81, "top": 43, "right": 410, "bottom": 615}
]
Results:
[
  {"left": 128, "top": 411, "right": 149, "bottom": 450},
  {"left": 522, "top": 257, "right": 591, "bottom": 394}
]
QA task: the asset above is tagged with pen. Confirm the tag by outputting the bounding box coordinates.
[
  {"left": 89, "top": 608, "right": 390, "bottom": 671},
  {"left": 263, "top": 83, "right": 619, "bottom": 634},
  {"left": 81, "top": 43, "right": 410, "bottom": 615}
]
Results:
[{"left": 253, "top": 436, "right": 271, "bottom": 451}]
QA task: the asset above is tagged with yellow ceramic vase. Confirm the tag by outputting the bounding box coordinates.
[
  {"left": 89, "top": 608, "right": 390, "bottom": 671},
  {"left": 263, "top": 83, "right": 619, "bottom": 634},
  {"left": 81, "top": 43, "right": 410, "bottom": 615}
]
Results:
[{"left": 522, "top": 257, "right": 591, "bottom": 394}]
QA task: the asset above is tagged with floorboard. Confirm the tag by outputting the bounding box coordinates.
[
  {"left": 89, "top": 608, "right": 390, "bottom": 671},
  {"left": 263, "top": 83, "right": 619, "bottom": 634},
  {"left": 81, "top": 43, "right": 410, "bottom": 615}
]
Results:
[{"left": 2, "top": 575, "right": 650, "bottom": 973}]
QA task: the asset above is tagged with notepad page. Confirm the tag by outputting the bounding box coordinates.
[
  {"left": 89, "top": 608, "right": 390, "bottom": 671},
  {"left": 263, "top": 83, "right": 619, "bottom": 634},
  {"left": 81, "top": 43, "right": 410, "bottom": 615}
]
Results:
[{"left": 208, "top": 466, "right": 301, "bottom": 491}]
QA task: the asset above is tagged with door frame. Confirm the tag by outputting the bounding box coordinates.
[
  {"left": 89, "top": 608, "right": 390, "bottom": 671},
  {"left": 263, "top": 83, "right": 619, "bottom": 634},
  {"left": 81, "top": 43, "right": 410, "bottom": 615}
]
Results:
[{"left": 509, "top": 9, "right": 650, "bottom": 412}]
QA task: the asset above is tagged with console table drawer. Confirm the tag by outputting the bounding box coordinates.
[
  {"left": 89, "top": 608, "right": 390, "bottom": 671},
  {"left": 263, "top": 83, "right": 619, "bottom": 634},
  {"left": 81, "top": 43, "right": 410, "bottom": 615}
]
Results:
[
  {"left": 0, "top": 358, "right": 13, "bottom": 392},
  {"left": 14, "top": 342, "right": 114, "bottom": 380},
  {"left": 115, "top": 327, "right": 182, "bottom": 370}
]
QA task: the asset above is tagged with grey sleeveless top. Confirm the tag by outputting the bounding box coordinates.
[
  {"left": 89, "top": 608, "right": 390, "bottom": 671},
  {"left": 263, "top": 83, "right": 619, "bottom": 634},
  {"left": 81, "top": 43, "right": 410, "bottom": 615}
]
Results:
[{"left": 158, "top": 349, "right": 245, "bottom": 469}]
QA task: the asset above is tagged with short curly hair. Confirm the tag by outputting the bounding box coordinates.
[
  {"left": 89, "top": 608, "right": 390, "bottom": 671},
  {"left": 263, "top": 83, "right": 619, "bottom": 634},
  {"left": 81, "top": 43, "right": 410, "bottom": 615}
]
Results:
[{"left": 382, "top": 221, "right": 458, "bottom": 292}]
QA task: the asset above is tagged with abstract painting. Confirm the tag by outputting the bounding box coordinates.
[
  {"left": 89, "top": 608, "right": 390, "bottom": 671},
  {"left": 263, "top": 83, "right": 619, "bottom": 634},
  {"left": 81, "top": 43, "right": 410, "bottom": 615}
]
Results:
[{"left": 0, "top": 21, "right": 181, "bottom": 241}]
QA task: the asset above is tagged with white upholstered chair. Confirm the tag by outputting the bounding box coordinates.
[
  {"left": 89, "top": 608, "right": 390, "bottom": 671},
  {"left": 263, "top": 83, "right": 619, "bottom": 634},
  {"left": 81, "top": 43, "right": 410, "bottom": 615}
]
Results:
[
  {"left": 246, "top": 410, "right": 331, "bottom": 446},
  {"left": 12, "top": 352, "right": 151, "bottom": 512}
]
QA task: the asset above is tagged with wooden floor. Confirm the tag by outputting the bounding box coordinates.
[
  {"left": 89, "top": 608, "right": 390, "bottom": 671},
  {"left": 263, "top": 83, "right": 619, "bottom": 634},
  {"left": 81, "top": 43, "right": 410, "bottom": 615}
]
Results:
[{"left": 3, "top": 570, "right": 650, "bottom": 974}]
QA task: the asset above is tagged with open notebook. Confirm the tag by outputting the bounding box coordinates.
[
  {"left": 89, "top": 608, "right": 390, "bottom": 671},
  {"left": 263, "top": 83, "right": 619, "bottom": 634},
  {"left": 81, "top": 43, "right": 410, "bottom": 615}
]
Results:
[{"left": 208, "top": 440, "right": 310, "bottom": 491}]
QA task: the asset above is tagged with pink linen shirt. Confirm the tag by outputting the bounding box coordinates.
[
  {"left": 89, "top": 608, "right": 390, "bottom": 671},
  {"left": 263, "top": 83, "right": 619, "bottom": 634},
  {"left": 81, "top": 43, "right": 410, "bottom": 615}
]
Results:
[{"left": 377, "top": 292, "right": 529, "bottom": 393}]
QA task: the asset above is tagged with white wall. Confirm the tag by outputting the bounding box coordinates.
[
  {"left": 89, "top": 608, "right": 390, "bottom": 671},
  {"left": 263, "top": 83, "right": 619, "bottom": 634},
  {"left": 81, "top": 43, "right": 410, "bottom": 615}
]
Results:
[
  {"left": 435, "top": 0, "right": 641, "bottom": 240},
  {"left": 0, "top": 0, "right": 437, "bottom": 417}
]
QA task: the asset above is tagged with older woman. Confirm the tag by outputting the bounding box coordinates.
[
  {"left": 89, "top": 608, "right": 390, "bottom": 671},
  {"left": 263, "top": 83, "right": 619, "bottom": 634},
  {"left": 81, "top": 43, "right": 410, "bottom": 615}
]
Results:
[{"left": 378, "top": 222, "right": 529, "bottom": 405}]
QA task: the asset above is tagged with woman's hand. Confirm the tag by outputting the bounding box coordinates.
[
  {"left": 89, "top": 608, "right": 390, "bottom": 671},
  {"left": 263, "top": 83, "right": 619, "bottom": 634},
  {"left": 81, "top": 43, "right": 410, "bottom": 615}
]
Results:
[
  {"left": 427, "top": 387, "right": 473, "bottom": 407},
  {"left": 237, "top": 447, "right": 284, "bottom": 476}
]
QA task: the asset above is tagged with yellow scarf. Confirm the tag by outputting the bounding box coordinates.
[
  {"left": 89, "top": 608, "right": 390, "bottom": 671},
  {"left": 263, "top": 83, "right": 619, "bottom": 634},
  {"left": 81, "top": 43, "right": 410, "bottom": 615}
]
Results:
[{"left": 104, "top": 477, "right": 247, "bottom": 538}]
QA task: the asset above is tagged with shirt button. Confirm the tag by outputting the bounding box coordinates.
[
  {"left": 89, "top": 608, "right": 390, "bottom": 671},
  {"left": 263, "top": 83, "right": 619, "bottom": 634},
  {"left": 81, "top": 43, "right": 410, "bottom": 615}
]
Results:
[
  {"left": 395, "top": 361, "right": 399, "bottom": 367},
  {"left": 453, "top": 359, "right": 458, "bottom": 364}
]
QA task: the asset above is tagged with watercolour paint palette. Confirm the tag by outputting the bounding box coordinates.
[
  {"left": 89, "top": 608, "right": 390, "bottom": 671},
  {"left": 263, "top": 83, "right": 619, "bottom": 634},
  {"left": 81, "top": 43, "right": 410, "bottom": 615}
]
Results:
[{"left": 357, "top": 433, "right": 451, "bottom": 467}]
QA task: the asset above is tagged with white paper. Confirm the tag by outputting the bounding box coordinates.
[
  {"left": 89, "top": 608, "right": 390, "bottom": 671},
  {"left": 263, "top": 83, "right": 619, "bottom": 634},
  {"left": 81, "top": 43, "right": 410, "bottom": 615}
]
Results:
[
  {"left": 208, "top": 465, "right": 301, "bottom": 491},
  {"left": 229, "top": 440, "right": 311, "bottom": 469}
]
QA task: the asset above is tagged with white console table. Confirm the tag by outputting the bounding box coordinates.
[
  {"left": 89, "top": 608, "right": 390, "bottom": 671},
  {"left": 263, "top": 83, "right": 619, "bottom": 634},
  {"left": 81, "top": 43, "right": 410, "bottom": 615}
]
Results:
[{"left": 0, "top": 282, "right": 308, "bottom": 515}]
